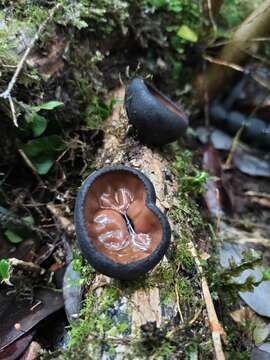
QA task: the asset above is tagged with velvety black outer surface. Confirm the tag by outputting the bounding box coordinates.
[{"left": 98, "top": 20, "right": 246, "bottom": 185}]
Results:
[
  {"left": 75, "top": 166, "right": 171, "bottom": 280},
  {"left": 125, "top": 78, "right": 188, "bottom": 146}
]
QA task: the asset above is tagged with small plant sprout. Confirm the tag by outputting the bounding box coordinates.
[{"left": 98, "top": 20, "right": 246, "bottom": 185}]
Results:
[{"left": 0, "top": 259, "right": 12, "bottom": 285}]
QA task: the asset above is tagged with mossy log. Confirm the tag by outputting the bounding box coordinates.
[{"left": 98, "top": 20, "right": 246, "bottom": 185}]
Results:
[
  {"left": 76, "top": 87, "right": 214, "bottom": 359},
  {"left": 94, "top": 87, "right": 177, "bottom": 356}
]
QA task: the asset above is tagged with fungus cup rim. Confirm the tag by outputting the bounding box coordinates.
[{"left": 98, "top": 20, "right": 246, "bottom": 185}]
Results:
[
  {"left": 75, "top": 165, "right": 171, "bottom": 280},
  {"left": 126, "top": 78, "right": 188, "bottom": 124},
  {"left": 125, "top": 78, "right": 188, "bottom": 146},
  {"left": 143, "top": 79, "right": 189, "bottom": 124}
]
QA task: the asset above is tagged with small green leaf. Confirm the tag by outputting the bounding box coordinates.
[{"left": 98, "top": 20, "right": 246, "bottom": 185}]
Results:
[
  {"left": 0, "top": 206, "right": 9, "bottom": 215},
  {"left": 33, "top": 156, "right": 54, "bottom": 175},
  {"left": 26, "top": 112, "right": 48, "bottom": 137},
  {"left": 20, "top": 135, "right": 65, "bottom": 158},
  {"left": 72, "top": 259, "right": 83, "bottom": 272},
  {"left": 5, "top": 229, "right": 23, "bottom": 244},
  {"left": 177, "top": 25, "right": 198, "bottom": 42},
  {"left": 108, "top": 326, "right": 118, "bottom": 337},
  {"left": 85, "top": 96, "right": 111, "bottom": 128},
  {"left": 0, "top": 259, "right": 10, "bottom": 283},
  {"left": 32, "top": 101, "right": 64, "bottom": 112},
  {"left": 19, "top": 135, "right": 65, "bottom": 175},
  {"left": 22, "top": 216, "right": 35, "bottom": 226},
  {"left": 75, "top": 19, "right": 88, "bottom": 29},
  {"left": 262, "top": 270, "right": 270, "bottom": 281}
]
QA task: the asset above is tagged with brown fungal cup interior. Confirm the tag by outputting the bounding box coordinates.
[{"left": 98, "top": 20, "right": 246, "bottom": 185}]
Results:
[
  {"left": 84, "top": 171, "right": 162, "bottom": 264},
  {"left": 147, "top": 82, "right": 187, "bottom": 119}
]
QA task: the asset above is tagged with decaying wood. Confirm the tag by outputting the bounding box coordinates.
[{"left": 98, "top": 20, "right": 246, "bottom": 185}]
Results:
[
  {"left": 198, "top": 0, "right": 270, "bottom": 101},
  {"left": 21, "top": 341, "right": 41, "bottom": 360},
  {"left": 87, "top": 87, "right": 221, "bottom": 357},
  {"left": 96, "top": 87, "right": 171, "bottom": 335},
  {"left": 131, "top": 288, "right": 162, "bottom": 332}
]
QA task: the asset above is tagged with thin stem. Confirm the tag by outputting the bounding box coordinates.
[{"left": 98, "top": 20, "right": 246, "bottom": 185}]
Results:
[{"left": 0, "top": 3, "right": 62, "bottom": 127}]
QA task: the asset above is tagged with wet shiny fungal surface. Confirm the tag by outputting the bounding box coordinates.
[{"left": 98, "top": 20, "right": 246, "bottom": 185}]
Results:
[{"left": 84, "top": 171, "right": 162, "bottom": 264}]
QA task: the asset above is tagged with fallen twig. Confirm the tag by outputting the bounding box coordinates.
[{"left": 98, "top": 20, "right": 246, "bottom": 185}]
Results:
[
  {"left": 207, "top": 0, "right": 217, "bottom": 32},
  {"left": 8, "top": 95, "right": 18, "bottom": 127},
  {"left": 248, "top": 197, "right": 270, "bottom": 208},
  {"left": 188, "top": 241, "right": 225, "bottom": 360},
  {"left": 245, "top": 191, "right": 270, "bottom": 199},
  {"left": 204, "top": 55, "right": 246, "bottom": 73},
  {"left": 174, "top": 282, "right": 184, "bottom": 323},
  {"left": 18, "top": 149, "right": 48, "bottom": 192},
  {"left": 0, "top": 3, "right": 62, "bottom": 127},
  {"left": 202, "top": 58, "right": 210, "bottom": 137},
  {"left": 223, "top": 126, "right": 244, "bottom": 170},
  {"left": 189, "top": 306, "right": 203, "bottom": 325},
  {"left": 208, "top": 36, "right": 270, "bottom": 49},
  {"left": 205, "top": 55, "right": 270, "bottom": 91},
  {"left": 9, "top": 258, "right": 46, "bottom": 275},
  {"left": 47, "top": 203, "right": 75, "bottom": 236},
  {"left": 244, "top": 191, "right": 270, "bottom": 208}
]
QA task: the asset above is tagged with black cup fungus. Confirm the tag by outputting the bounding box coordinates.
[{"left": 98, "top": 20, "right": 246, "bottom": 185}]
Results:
[
  {"left": 125, "top": 78, "right": 188, "bottom": 146},
  {"left": 75, "top": 166, "right": 171, "bottom": 280}
]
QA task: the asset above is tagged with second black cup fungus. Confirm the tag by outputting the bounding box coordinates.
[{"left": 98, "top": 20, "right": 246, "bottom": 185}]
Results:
[
  {"left": 125, "top": 78, "right": 188, "bottom": 146},
  {"left": 75, "top": 166, "right": 171, "bottom": 280}
]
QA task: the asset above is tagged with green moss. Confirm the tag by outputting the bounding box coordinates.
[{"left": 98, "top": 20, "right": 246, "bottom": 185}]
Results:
[
  {"left": 0, "top": 16, "right": 32, "bottom": 66},
  {"left": 72, "top": 252, "right": 96, "bottom": 286},
  {"left": 175, "top": 277, "right": 193, "bottom": 300},
  {"left": 1, "top": 2, "right": 53, "bottom": 50},
  {"left": 67, "top": 254, "right": 128, "bottom": 353},
  {"left": 13, "top": 4, "right": 48, "bottom": 26},
  {"left": 68, "top": 286, "right": 121, "bottom": 348},
  {"left": 159, "top": 285, "right": 173, "bottom": 305},
  {"left": 219, "top": 0, "right": 264, "bottom": 29},
  {"left": 146, "top": 338, "right": 174, "bottom": 358},
  {"left": 57, "top": 0, "right": 129, "bottom": 33},
  {"left": 85, "top": 95, "right": 112, "bottom": 129},
  {"left": 145, "top": 0, "right": 201, "bottom": 62}
]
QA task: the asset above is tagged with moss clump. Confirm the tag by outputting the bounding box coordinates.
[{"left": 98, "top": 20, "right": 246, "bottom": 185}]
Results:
[
  {"left": 56, "top": 0, "right": 130, "bottom": 33},
  {"left": 0, "top": 15, "right": 34, "bottom": 66},
  {"left": 71, "top": 253, "right": 96, "bottom": 285},
  {"left": 12, "top": 3, "right": 48, "bottom": 25},
  {"left": 68, "top": 286, "right": 121, "bottom": 348}
]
